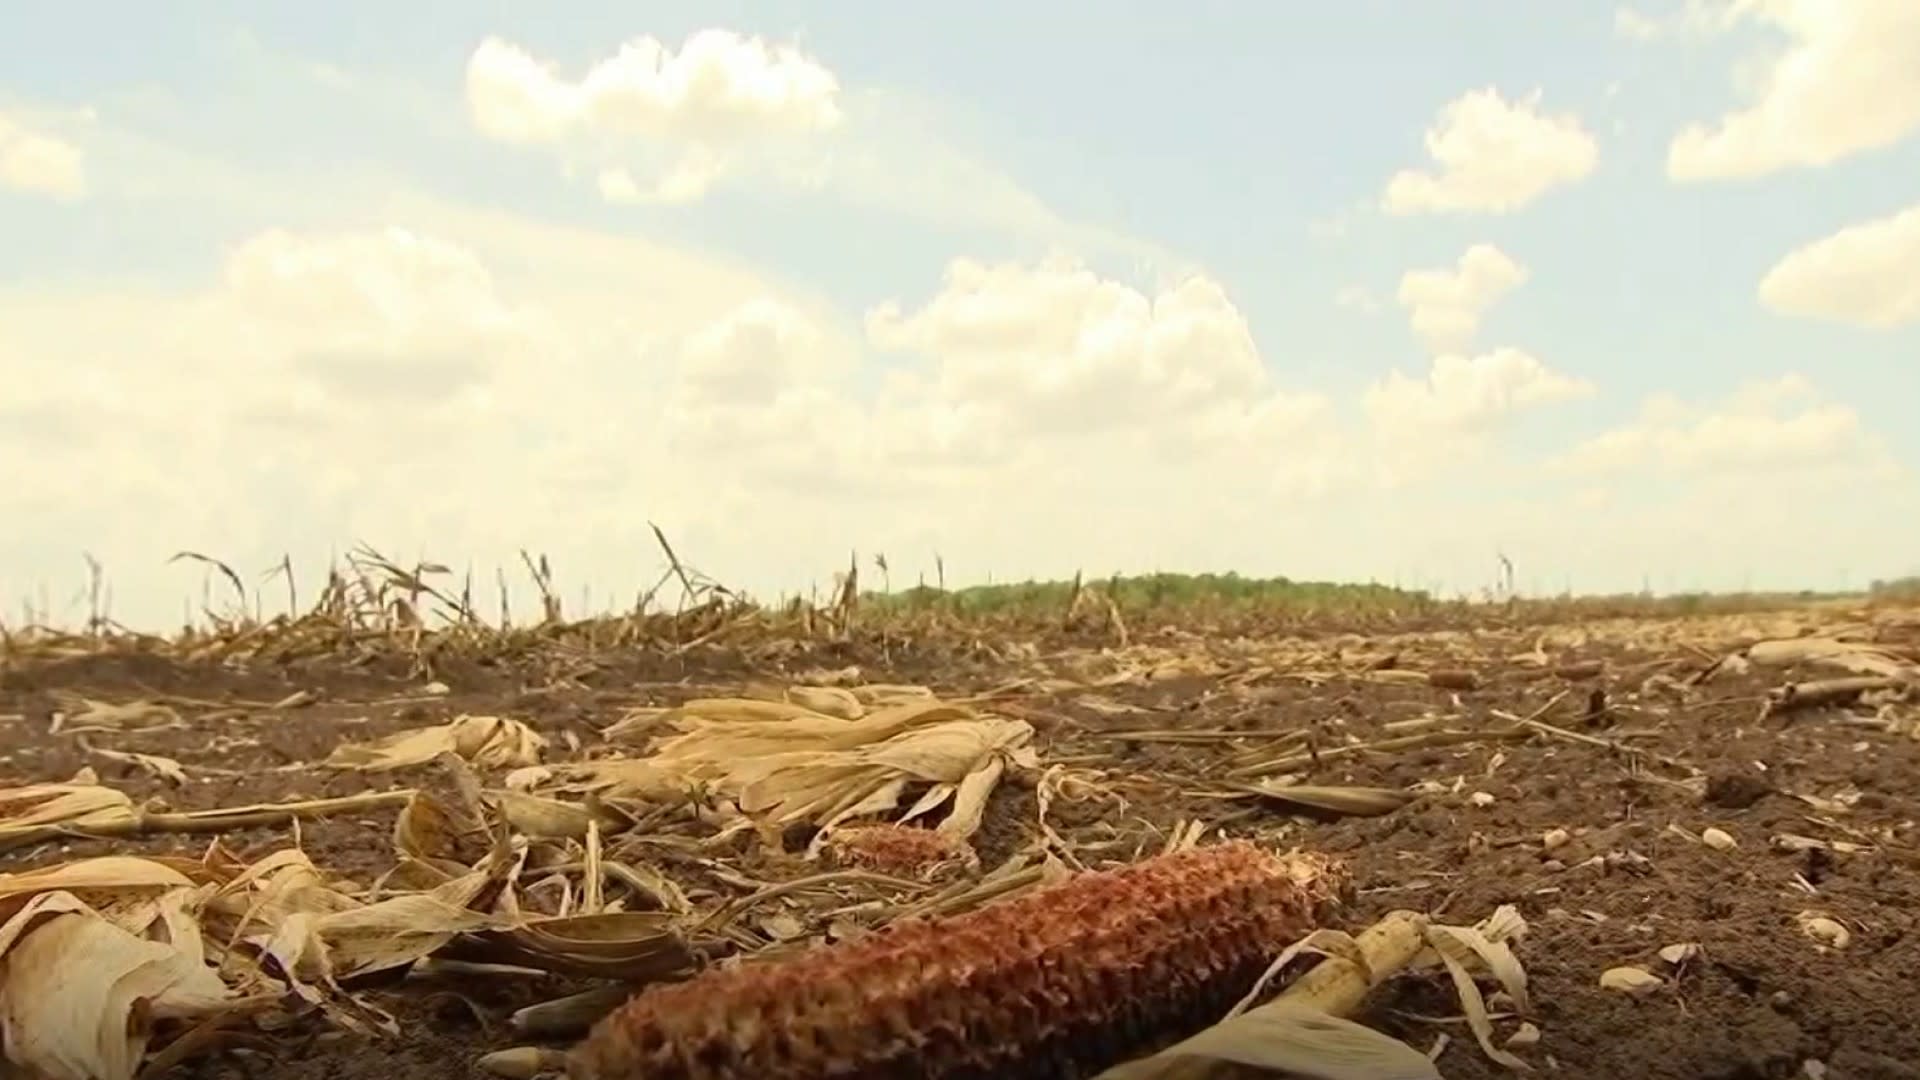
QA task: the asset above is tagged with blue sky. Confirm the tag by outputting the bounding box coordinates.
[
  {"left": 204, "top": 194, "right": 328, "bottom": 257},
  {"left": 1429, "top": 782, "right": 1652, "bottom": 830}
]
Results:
[{"left": 1, "top": 1, "right": 1916, "bottom": 627}]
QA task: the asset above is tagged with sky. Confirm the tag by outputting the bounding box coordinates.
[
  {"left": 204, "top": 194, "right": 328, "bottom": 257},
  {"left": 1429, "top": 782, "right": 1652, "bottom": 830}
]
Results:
[{"left": 1, "top": 0, "right": 1917, "bottom": 629}]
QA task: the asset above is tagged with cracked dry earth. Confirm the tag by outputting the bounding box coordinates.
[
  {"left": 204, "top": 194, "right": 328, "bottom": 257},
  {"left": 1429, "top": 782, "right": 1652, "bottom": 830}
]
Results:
[{"left": 2, "top": 604, "right": 1918, "bottom": 1080}]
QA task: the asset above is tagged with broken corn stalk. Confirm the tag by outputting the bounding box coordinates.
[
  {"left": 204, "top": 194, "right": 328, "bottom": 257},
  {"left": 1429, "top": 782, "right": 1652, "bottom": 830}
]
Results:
[{"left": 569, "top": 841, "right": 1348, "bottom": 1080}]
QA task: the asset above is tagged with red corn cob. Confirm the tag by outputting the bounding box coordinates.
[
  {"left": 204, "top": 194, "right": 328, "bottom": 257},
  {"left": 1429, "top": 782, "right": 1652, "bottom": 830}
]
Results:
[{"left": 569, "top": 841, "right": 1348, "bottom": 1080}]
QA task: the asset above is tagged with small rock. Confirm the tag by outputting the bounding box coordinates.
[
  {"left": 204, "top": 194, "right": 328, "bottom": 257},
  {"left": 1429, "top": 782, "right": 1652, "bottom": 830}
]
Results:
[
  {"left": 1469, "top": 791, "right": 1496, "bottom": 807},
  {"left": 1658, "top": 942, "right": 1702, "bottom": 965},
  {"left": 1542, "top": 827, "right": 1570, "bottom": 851},
  {"left": 1701, "top": 827, "right": 1738, "bottom": 851},
  {"left": 1599, "top": 966, "right": 1664, "bottom": 996},
  {"left": 478, "top": 1046, "right": 568, "bottom": 1078},
  {"left": 1796, "top": 911, "right": 1850, "bottom": 950}
]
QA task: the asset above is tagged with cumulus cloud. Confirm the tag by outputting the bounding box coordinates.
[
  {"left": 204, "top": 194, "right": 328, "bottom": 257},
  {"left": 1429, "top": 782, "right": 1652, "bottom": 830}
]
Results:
[
  {"left": 1397, "top": 244, "right": 1529, "bottom": 354},
  {"left": 1366, "top": 349, "right": 1594, "bottom": 435},
  {"left": 467, "top": 31, "right": 841, "bottom": 144},
  {"left": 0, "top": 108, "right": 85, "bottom": 201},
  {"left": 1383, "top": 88, "right": 1599, "bottom": 215},
  {"left": 1658, "top": 0, "right": 1920, "bottom": 180},
  {"left": 675, "top": 297, "right": 846, "bottom": 406},
  {"left": 659, "top": 257, "right": 1346, "bottom": 503},
  {"left": 1613, "top": 1, "right": 1743, "bottom": 41},
  {"left": 866, "top": 255, "right": 1286, "bottom": 435},
  {"left": 219, "top": 227, "right": 539, "bottom": 404},
  {"left": 466, "top": 30, "right": 841, "bottom": 203},
  {"left": 1555, "top": 375, "right": 1880, "bottom": 474},
  {"left": 1361, "top": 350, "right": 1593, "bottom": 485},
  {"left": 0, "top": 204, "right": 815, "bottom": 620},
  {"left": 1758, "top": 203, "right": 1920, "bottom": 328}
]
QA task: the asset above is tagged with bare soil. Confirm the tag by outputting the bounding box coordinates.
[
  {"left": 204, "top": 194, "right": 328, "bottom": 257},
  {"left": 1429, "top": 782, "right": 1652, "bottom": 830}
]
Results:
[{"left": 3, "top": 607, "right": 1918, "bottom": 1080}]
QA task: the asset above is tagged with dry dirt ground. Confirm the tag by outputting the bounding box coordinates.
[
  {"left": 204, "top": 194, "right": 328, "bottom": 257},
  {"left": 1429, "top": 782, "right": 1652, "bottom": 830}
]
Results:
[{"left": 3, "top": 604, "right": 1918, "bottom": 1080}]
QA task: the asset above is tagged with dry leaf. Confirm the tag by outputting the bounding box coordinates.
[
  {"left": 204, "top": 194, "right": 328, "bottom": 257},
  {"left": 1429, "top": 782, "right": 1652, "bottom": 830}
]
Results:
[
  {"left": 0, "top": 856, "right": 192, "bottom": 903},
  {"left": 849, "top": 684, "right": 934, "bottom": 705},
  {"left": 1744, "top": 638, "right": 1911, "bottom": 678},
  {"left": 83, "top": 743, "right": 190, "bottom": 786},
  {"left": 315, "top": 868, "right": 514, "bottom": 978},
  {"left": 49, "top": 698, "right": 181, "bottom": 735},
  {"left": 785, "top": 686, "right": 864, "bottom": 719},
  {"left": 463, "top": 912, "right": 691, "bottom": 979},
  {"left": 392, "top": 790, "right": 483, "bottom": 868},
  {"left": 1423, "top": 911, "right": 1531, "bottom": 1071},
  {"left": 1095, "top": 999, "right": 1440, "bottom": 1080},
  {"left": 489, "top": 791, "right": 605, "bottom": 840},
  {"left": 0, "top": 903, "right": 229, "bottom": 1080},
  {"left": 0, "top": 782, "right": 134, "bottom": 833},
  {"left": 325, "top": 715, "right": 546, "bottom": 772},
  {"left": 625, "top": 697, "right": 1035, "bottom": 841},
  {"left": 601, "top": 708, "right": 669, "bottom": 745}
]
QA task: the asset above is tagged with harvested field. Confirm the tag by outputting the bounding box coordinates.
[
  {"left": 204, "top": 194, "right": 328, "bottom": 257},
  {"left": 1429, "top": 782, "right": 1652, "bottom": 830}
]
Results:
[{"left": 3, "top": 592, "right": 1919, "bottom": 1079}]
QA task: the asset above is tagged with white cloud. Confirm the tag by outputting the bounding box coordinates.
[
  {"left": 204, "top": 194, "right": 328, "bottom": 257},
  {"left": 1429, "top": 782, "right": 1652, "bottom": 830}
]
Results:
[
  {"left": 466, "top": 30, "right": 841, "bottom": 204},
  {"left": 1383, "top": 88, "right": 1598, "bottom": 215},
  {"left": 466, "top": 31, "right": 841, "bottom": 144},
  {"left": 1661, "top": 0, "right": 1920, "bottom": 180},
  {"left": 0, "top": 199, "right": 828, "bottom": 621},
  {"left": 220, "top": 227, "right": 535, "bottom": 397},
  {"left": 596, "top": 155, "right": 725, "bottom": 205},
  {"left": 1397, "top": 244, "right": 1529, "bottom": 353},
  {"left": 1758, "top": 203, "right": 1920, "bottom": 328},
  {"left": 1555, "top": 375, "right": 1882, "bottom": 473},
  {"left": 1366, "top": 349, "right": 1594, "bottom": 435},
  {"left": 676, "top": 297, "right": 845, "bottom": 406},
  {"left": 1613, "top": 2, "right": 1743, "bottom": 41},
  {"left": 866, "top": 255, "right": 1283, "bottom": 436},
  {"left": 0, "top": 108, "right": 85, "bottom": 201},
  {"left": 458, "top": 33, "right": 1167, "bottom": 264},
  {"left": 656, "top": 263, "right": 1346, "bottom": 505}
]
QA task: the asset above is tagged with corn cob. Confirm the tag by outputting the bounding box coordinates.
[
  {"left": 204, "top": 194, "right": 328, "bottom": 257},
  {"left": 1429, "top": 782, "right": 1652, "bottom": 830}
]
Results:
[{"left": 569, "top": 841, "right": 1348, "bottom": 1080}]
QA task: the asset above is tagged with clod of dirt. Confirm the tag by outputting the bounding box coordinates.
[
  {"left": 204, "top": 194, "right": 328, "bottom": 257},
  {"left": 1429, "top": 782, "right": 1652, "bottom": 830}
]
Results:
[{"left": 1704, "top": 771, "right": 1774, "bottom": 810}]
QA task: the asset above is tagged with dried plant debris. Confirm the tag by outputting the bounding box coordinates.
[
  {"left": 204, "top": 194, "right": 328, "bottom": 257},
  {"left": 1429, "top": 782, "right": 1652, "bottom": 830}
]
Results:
[
  {"left": 563, "top": 696, "right": 1036, "bottom": 847},
  {"left": 326, "top": 715, "right": 549, "bottom": 771},
  {"left": 570, "top": 842, "right": 1349, "bottom": 1080},
  {"left": 0, "top": 564, "right": 1915, "bottom": 1080}
]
